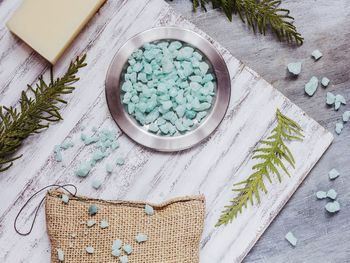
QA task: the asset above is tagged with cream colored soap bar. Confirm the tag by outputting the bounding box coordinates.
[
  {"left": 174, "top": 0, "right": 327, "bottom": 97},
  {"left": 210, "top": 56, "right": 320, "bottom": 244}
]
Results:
[{"left": 7, "top": 0, "right": 106, "bottom": 64}]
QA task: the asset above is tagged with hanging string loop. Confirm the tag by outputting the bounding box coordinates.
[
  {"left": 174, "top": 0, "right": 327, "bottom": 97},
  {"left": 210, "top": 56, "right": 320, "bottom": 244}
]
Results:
[{"left": 14, "top": 184, "right": 77, "bottom": 236}]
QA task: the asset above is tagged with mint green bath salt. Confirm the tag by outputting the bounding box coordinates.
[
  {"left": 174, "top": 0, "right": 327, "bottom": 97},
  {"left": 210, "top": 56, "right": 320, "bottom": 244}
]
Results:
[{"left": 120, "top": 40, "right": 217, "bottom": 136}]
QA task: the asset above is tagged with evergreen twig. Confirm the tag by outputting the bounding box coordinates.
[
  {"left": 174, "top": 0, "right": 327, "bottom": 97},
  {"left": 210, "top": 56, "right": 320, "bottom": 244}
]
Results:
[
  {"left": 192, "top": 0, "right": 303, "bottom": 45},
  {"left": 0, "top": 55, "right": 87, "bottom": 173},
  {"left": 216, "top": 109, "right": 304, "bottom": 226}
]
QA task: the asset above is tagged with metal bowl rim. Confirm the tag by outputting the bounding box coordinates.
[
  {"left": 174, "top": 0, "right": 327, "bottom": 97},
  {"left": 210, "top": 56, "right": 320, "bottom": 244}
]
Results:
[{"left": 105, "top": 26, "right": 231, "bottom": 152}]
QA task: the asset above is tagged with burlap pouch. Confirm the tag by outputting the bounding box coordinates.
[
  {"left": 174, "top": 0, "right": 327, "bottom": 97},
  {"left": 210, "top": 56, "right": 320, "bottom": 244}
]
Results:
[{"left": 45, "top": 190, "right": 205, "bottom": 263}]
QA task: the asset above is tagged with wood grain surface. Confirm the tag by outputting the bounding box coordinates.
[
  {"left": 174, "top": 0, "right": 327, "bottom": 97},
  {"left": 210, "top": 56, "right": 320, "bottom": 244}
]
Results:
[
  {"left": 0, "top": 0, "right": 340, "bottom": 262},
  {"left": 167, "top": 1, "right": 350, "bottom": 262}
]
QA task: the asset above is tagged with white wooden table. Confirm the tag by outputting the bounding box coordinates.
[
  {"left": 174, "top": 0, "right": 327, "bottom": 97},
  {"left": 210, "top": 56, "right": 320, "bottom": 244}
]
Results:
[{"left": 0, "top": 0, "right": 333, "bottom": 262}]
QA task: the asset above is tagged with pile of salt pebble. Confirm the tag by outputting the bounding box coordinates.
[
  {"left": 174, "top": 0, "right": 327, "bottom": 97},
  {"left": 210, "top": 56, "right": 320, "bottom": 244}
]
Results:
[{"left": 120, "top": 40, "right": 217, "bottom": 135}]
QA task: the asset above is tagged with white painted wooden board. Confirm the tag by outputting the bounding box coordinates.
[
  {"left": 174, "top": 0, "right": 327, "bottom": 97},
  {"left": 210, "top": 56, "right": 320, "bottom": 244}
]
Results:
[{"left": 0, "top": 0, "right": 333, "bottom": 262}]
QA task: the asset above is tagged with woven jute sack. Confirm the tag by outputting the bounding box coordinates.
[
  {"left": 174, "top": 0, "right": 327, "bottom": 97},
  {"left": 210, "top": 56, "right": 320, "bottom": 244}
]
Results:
[{"left": 45, "top": 190, "right": 205, "bottom": 263}]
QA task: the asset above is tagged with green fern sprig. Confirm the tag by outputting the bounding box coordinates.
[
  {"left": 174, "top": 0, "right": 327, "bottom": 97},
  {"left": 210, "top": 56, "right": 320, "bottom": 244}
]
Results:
[
  {"left": 216, "top": 109, "right": 304, "bottom": 226},
  {"left": 191, "top": 0, "right": 303, "bottom": 45},
  {"left": 0, "top": 55, "right": 87, "bottom": 173}
]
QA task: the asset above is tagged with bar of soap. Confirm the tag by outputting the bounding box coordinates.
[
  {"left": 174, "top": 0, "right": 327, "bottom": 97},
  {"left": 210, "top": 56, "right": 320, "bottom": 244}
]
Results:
[{"left": 7, "top": 0, "right": 106, "bottom": 64}]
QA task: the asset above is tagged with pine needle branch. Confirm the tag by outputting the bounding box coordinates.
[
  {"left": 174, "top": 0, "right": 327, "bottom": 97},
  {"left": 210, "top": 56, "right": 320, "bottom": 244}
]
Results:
[
  {"left": 191, "top": 0, "right": 303, "bottom": 45},
  {"left": 0, "top": 55, "right": 87, "bottom": 173},
  {"left": 216, "top": 109, "right": 304, "bottom": 226}
]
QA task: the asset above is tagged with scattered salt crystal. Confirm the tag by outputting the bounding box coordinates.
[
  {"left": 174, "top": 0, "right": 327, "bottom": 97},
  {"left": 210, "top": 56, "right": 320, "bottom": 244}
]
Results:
[
  {"left": 145, "top": 204, "right": 154, "bottom": 216},
  {"left": 75, "top": 161, "right": 93, "bottom": 177},
  {"left": 335, "top": 122, "right": 344, "bottom": 135},
  {"left": 56, "top": 248, "right": 64, "bottom": 261},
  {"left": 106, "top": 163, "right": 113, "bottom": 173},
  {"left": 112, "top": 239, "right": 122, "bottom": 251},
  {"left": 86, "top": 246, "right": 94, "bottom": 254},
  {"left": 100, "top": 220, "right": 109, "bottom": 229},
  {"left": 116, "top": 157, "right": 125, "bottom": 166},
  {"left": 316, "top": 191, "right": 327, "bottom": 199},
  {"left": 136, "top": 233, "right": 148, "bottom": 243},
  {"left": 88, "top": 204, "right": 98, "bottom": 216},
  {"left": 326, "top": 189, "right": 337, "bottom": 200},
  {"left": 304, "top": 76, "right": 318, "bottom": 96},
  {"left": 321, "top": 77, "right": 330, "bottom": 87},
  {"left": 87, "top": 220, "right": 96, "bottom": 227},
  {"left": 343, "top": 111, "right": 350, "bottom": 122},
  {"left": 335, "top": 94, "right": 346, "bottom": 105},
  {"left": 61, "top": 140, "right": 74, "bottom": 149},
  {"left": 328, "top": 168, "right": 340, "bottom": 180},
  {"left": 91, "top": 179, "right": 102, "bottom": 190},
  {"left": 285, "top": 231, "right": 297, "bottom": 247},
  {"left": 119, "top": 255, "right": 129, "bottom": 263},
  {"left": 54, "top": 145, "right": 62, "bottom": 162},
  {"left": 61, "top": 194, "right": 69, "bottom": 204},
  {"left": 311, "top": 49, "right": 323, "bottom": 61},
  {"left": 111, "top": 249, "right": 121, "bottom": 257},
  {"left": 122, "top": 244, "right": 133, "bottom": 255},
  {"left": 325, "top": 201, "right": 340, "bottom": 213},
  {"left": 287, "top": 62, "right": 302, "bottom": 76},
  {"left": 326, "top": 92, "right": 336, "bottom": 105}
]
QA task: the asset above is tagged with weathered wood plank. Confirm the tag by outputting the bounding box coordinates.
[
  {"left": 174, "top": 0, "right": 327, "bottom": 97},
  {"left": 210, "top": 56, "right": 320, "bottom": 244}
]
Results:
[{"left": 0, "top": 0, "right": 333, "bottom": 262}]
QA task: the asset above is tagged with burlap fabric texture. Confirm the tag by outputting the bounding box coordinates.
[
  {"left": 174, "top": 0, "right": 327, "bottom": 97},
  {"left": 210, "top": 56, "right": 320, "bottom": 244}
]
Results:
[{"left": 46, "top": 190, "right": 205, "bottom": 263}]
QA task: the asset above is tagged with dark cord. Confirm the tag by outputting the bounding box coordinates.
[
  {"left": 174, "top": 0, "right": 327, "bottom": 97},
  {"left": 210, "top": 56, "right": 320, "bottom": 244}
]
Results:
[{"left": 14, "top": 184, "right": 77, "bottom": 236}]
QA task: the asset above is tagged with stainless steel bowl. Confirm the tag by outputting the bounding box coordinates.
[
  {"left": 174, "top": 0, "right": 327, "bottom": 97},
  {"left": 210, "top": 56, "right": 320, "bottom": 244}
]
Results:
[{"left": 105, "top": 27, "right": 231, "bottom": 152}]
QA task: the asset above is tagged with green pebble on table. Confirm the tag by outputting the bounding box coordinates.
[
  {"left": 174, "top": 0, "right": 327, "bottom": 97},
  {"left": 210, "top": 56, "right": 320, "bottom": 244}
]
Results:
[
  {"left": 91, "top": 179, "right": 102, "bottom": 189},
  {"left": 335, "top": 122, "right": 343, "bottom": 135},
  {"left": 304, "top": 76, "right": 318, "bottom": 96},
  {"left": 287, "top": 62, "right": 302, "bottom": 76},
  {"left": 325, "top": 201, "right": 340, "bottom": 214},
  {"left": 326, "top": 189, "right": 337, "bottom": 200},
  {"left": 326, "top": 92, "right": 335, "bottom": 105},
  {"left": 106, "top": 163, "right": 113, "bottom": 173},
  {"left": 343, "top": 111, "right": 350, "bottom": 122},
  {"left": 285, "top": 231, "right": 297, "bottom": 247},
  {"left": 54, "top": 145, "right": 62, "bottom": 162},
  {"left": 328, "top": 168, "right": 340, "bottom": 180},
  {"left": 321, "top": 77, "right": 330, "bottom": 87},
  {"left": 311, "top": 49, "right": 323, "bottom": 61},
  {"left": 116, "top": 157, "right": 125, "bottom": 166},
  {"left": 333, "top": 94, "right": 346, "bottom": 111},
  {"left": 316, "top": 191, "right": 327, "bottom": 199},
  {"left": 75, "top": 161, "right": 93, "bottom": 177}
]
